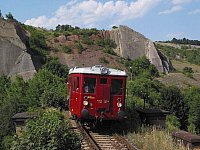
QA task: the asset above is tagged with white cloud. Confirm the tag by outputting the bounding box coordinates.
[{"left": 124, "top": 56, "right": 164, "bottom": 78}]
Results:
[
  {"left": 159, "top": 5, "right": 182, "bottom": 14},
  {"left": 166, "top": 32, "right": 184, "bottom": 39},
  {"left": 25, "top": 0, "right": 162, "bottom": 29},
  {"left": 172, "top": 0, "right": 192, "bottom": 5},
  {"left": 189, "top": 9, "right": 200, "bottom": 14}
]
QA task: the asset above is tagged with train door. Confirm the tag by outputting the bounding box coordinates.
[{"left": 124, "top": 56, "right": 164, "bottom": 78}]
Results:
[
  {"left": 97, "top": 77, "right": 110, "bottom": 112},
  {"left": 70, "top": 75, "right": 80, "bottom": 115},
  {"left": 110, "top": 78, "right": 124, "bottom": 112}
]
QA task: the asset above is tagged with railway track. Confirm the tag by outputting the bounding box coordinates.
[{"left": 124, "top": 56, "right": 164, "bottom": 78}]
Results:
[{"left": 73, "top": 121, "right": 139, "bottom": 150}]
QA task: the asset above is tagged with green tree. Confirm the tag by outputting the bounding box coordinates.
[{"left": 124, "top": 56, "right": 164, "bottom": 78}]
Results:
[
  {"left": 12, "top": 110, "right": 80, "bottom": 150},
  {"left": 26, "top": 69, "right": 67, "bottom": 109},
  {"left": 160, "top": 86, "right": 189, "bottom": 129},
  {"left": 76, "top": 41, "right": 84, "bottom": 54},
  {"left": 5, "top": 12, "right": 14, "bottom": 19},
  {"left": 184, "top": 87, "right": 200, "bottom": 133}
]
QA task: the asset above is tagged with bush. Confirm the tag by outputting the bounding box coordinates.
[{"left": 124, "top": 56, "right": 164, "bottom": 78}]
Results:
[
  {"left": 11, "top": 110, "right": 80, "bottom": 150},
  {"left": 99, "top": 57, "right": 109, "bottom": 64},
  {"left": 76, "top": 41, "right": 84, "bottom": 54},
  {"left": 61, "top": 45, "right": 72, "bottom": 54},
  {"left": 166, "top": 115, "right": 180, "bottom": 132},
  {"left": 182, "top": 67, "right": 194, "bottom": 74}
]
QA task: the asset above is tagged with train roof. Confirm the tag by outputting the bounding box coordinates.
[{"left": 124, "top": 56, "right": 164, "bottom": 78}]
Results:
[{"left": 69, "top": 65, "right": 127, "bottom": 76}]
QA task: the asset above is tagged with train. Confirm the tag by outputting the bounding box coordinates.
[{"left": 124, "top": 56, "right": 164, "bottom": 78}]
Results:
[{"left": 67, "top": 65, "right": 127, "bottom": 121}]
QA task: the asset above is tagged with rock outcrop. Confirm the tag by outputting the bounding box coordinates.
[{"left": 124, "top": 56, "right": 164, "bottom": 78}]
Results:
[
  {"left": 109, "top": 25, "right": 172, "bottom": 73},
  {"left": 0, "top": 18, "right": 36, "bottom": 80}
]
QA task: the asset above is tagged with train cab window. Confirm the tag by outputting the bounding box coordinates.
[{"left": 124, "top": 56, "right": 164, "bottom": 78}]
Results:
[
  {"left": 73, "top": 77, "right": 79, "bottom": 92},
  {"left": 111, "top": 79, "right": 123, "bottom": 95},
  {"left": 84, "top": 77, "right": 96, "bottom": 93},
  {"left": 100, "top": 78, "right": 107, "bottom": 84}
]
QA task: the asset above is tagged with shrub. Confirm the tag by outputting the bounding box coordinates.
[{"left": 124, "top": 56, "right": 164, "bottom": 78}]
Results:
[
  {"left": 183, "top": 67, "right": 194, "bottom": 74},
  {"left": 99, "top": 57, "right": 109, "bottom": 64},
  {"left": 76, "top": 41, "right": 84, "bottom": 54},
  {"left": 166, "top": 115, "right": 181, "bottom": 132},
  {"left": 11, "top": 110, "right": 80, "bottom": 150},
  {"left": 61, "top": 45, "right": 72, "bottom": 54}
]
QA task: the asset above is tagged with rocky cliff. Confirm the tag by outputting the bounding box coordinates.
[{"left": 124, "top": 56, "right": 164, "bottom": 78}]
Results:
[
  {"left": 109, "top": 25, "right": 172, "bottom": 73},
  {"left": 0, "top": 18, "right": 36, "bottom": 80}
]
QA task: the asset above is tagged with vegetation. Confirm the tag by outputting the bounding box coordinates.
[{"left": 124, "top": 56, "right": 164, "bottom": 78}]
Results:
[
  {"left": 61, "top": 45, "right": 72, "bottom": 54},
  {"left": 5, "top": 12, "right": 14, "bottom": 19},
  {"left": 11, "top": 109, "right": 80, "bottom": 150},
  {"left": 99, "top": 57, "right": 109, "bottom": 64},
  {"left": 128, "top": 127, "right": 185, "bottom": 150},
  {"left": 76, "top": 41, "right": 84, "bottom": 53},
  {"left": 156, "top": 44, "right": 200, "bottom": 66},
  {"left": 0, "top": 68, "right": 68, "bottom": 148},
  {"left": 126, "top": 56, "right": 200, "bottom": 134},
  {"left": 168, "top": 38, "right": 200, "bottom": 46},
  {"left": 21, "top": 24, "right": 49, "bottom": 61}
]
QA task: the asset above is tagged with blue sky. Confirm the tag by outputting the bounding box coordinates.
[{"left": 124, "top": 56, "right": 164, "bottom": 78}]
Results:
[{"left": 0, "top": 0, "right": 200, "bottom": 41}]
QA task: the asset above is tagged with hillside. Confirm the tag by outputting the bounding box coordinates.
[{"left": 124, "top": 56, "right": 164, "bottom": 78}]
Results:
[{"left": 155, "top": 41, "right": 200, "bottom": 88}]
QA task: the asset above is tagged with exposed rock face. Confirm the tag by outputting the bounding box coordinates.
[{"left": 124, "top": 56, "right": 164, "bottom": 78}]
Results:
[
  {"left": 0, "top": 18, "right": 36, "bottom": 80},
  {"left": 109, "top": 25, "right": 172, "bottom": 72}
]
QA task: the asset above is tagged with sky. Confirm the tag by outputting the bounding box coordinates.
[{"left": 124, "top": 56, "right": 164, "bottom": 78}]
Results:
[{"left": 0, "top": 0, "right": 200, "bottom": 41}]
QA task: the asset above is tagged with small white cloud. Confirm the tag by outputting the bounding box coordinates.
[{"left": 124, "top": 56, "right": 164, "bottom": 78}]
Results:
[
  {"left": 25, "top": 0, "right": 162, "bottom": 29},
  {"left": 188, "top": 9, "right": 200, "bottom": 14},
  {"left": 159, "top": 5, "right": 182, "bottom": 14},
  {"left": 172, "top": 0, "right": 192, "bottom": 5},
  {"left": 166, "top": 32, "right": 184, "bottom": 39}
]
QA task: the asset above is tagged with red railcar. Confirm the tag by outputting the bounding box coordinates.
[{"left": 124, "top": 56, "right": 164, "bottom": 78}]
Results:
[{"left": 67, "top": 65, "right": 127, "bottom": 121}]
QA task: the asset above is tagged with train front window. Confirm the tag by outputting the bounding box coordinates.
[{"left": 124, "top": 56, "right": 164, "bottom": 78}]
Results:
[
  {"left": 111, "top": 79, "right": 123, "bottom": 95},
  {"left": 84, "top": 77, "right": 96, "bottom": 93}
]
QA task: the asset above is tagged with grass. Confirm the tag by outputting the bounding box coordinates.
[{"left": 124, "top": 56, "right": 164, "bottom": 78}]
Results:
[
  {"left": 127, "top": 127, "right": 185, "bottom": 150},
  {"left": 171, "top": 60, "right": 200, "bottom": 73}
]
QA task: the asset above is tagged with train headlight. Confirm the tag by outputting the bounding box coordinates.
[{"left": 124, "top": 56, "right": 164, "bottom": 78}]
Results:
[
  {"left": 117, "top": 102, "right": 122, "bottom": 108},
  {"left": 83, "top": 100, "right": 89, "bottom": 106}
]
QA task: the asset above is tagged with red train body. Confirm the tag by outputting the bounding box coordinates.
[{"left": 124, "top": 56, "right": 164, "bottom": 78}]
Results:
[{"left": 68, "top": 65, "right": 127, "bottom": 121}]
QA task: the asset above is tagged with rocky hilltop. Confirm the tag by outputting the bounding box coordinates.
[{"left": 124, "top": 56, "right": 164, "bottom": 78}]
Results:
[
  {"left": 108, "top": 25, "right": 172, "bottom": 72},
  {"left": 0, "top": 18, "right": 36, "bottom": 80}
]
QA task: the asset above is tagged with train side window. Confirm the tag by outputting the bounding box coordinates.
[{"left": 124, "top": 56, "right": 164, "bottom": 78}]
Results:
[
  {"left": 84, "top": 77, "right": 96, "bottom": 93},
  {"left": 111, "top": 79, "right": 122, "bottom": 95},
  {"left": 73, "top": 77, "right": 79, "bottom": 92},
  {"left": 100, "top": 78, "right": 107, "bottom": 84}
]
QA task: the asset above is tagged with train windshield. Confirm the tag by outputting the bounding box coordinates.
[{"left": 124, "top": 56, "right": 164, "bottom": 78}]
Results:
[
  {"left": 84, "top": 77, "right": 96, "bottom": 93},
  {"left": 111, "top": 79, "right": 123, "bottom": 95}
]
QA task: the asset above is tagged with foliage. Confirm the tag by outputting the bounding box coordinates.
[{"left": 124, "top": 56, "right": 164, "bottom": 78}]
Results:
[
  {"left": 82, "top": 35, "right": 93, "bottom": 45},
  {"left": 159, "top": 86, "right": 189, "bottom": 129},
  {"left": 112, "top": 26, "right": 118, "bottom": 29},
  {"left": 76, "top": 41, "right": 84, "bottom": 53},
  {"left": 27, "top": 69, "right": 67, "bottom": 109},
  {"left": 21, "top": 24, "right": 49, "bottom": 60},
  {"left": 166, "top": 115, "right": 181, "bottom": 132},
  {"left": 184, "top": 87, "right": 200, "bottom": 133},
  {"left": 55, "top": 24, "right": 98, "bottom": 36},
  {"left": 99, "top": 57, "right": 109, "bottom": 64},
  {"left": 128, "top": 56, "right": 159, "bottom": 79},
  {"left": 127, "top": 79, "right": 162, "bottom": 109},
  {"left": 169, "top": 38, "right": 200, "bottom": 46},
  {"left": 43, "top": 58, "right": 69, "bottom": 79},
  {"left": 1, "top": 135, "right": 14, "bottom": 150},
  {"left": 0, "top": 76, "right": 28, "bottom": 147},
  {"left": 182, "top": 67, "right": 194, "bottom": 74},
  {"left": 61, "top": 45, "right": 72, "bottom": 54},
  {"left": 128, "top": 127, "right": 185, "bottom": 150},
  {"left": 156, "top": 44, "right": 200, "bottom": 66},
  {"left": 0, "top": 10, "right": 2, "bottom": 18},
  {"left": 11, "top": 110, "right": 80, "bottom": 150},
  {"left": 5, "top": 12, "right": 14, "bottom": 19}
]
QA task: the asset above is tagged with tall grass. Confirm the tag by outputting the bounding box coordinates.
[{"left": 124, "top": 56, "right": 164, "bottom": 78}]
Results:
[{"left": 127, "top": 127, "right": 185, "bottom": 150}]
